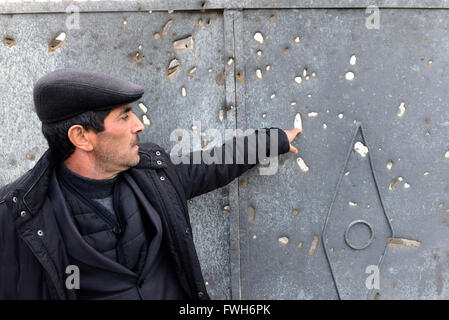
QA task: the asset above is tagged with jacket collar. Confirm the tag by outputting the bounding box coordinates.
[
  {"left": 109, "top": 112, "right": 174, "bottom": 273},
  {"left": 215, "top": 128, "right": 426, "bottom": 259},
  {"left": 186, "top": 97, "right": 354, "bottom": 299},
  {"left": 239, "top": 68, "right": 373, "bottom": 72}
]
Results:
[{"left": 5, "top": 142, "right": 167, "bottom": 218}]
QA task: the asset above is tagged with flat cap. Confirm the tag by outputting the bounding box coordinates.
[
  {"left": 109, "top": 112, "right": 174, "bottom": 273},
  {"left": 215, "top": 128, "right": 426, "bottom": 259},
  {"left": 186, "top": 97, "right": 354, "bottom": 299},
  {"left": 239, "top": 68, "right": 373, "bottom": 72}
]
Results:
[{"left": 33, "top": 68, "right": 144, "bottom": 124}]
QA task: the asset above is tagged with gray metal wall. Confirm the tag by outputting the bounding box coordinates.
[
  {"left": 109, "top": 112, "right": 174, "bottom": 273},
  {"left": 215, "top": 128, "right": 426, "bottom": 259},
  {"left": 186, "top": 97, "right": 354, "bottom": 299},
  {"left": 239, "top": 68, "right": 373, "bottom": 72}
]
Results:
[{"left": 1, "top": 1, "right": 448, "bottom": 300}]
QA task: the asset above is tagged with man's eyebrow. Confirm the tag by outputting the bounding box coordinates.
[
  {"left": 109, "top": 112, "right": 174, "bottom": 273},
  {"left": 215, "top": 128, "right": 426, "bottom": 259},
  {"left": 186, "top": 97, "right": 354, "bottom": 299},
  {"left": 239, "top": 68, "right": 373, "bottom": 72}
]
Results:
[{"left": 117, "top": 106, "right": 132, "bottom": 118}]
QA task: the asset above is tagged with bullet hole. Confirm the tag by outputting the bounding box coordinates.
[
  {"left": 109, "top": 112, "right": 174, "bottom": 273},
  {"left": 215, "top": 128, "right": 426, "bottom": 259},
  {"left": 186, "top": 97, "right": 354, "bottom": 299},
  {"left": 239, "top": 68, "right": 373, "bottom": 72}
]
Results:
[
  {"left": 345, "top": 71, "right": 355, "bottom": 81},
  {"left": 350, "top": 55, "right": 357, "bottom": 66},
  {"left": 208, "top": 68, "right": 213, "bottom": 73},
  {"left": 424, "top": 171, "right": 429, "bottom": 176},
  {"left": 397, "top": 102, "right": 406, "bottom": 118},
  {"left": 252, "top": 235, "right": 257, "bottom": 240},
  {"left": 237, "top": 71, "right": 243, "bottom": 83},
  {"left": 283, "top": 47, "right": 289, "bottom": 54},
  {"left": 167, "top": 58, "right": 180, "bottom": 79},
  {"left": 192, "top": 125, "right": 198, "bottom": 131},
  {"left": 270, "top": 93, "right": 276, "bottom": 100},
  {"left": 345, "top": 171, "right": 350, "bottom": 177},
  {"left": 311, "top": 72, "right": 316, "bottom": 77},
  {"left": 308, "top": 236, "right": 319, "bottom": 256},
  {"left": 256, "top": 69, "right": 263, "bottom": 80},
  {"left": 297, "top": 242, "right": 303, "bottom": 248},
  {"left": 323, "top": 123, "right": 327, "bottom": 129},
  {"left": 307, "top": 112, "right": 317, "bottom": 118},
  {"left": 296, "top": 157, "right": 309, "bottom": 173},
  {"left": 206, "top": 18, "right": 211, "bottom": 26},
  {"left": 173, "top": 36, "right": 194, "bottom": 51},
  {"left": 200, "top": 2, "right": 207, "bottom": 12},
  {"left": 198, "top": 18, "right": 203, "bottom": 26},
  {"left": 253, "top": 32, "right": 264, "bottom": 44},
  {"left": 294, "top": 36, "right": 301, "bottom": 44},
  {"left": 188, "top": 66, "right": 197, "bottom": 76},
  {"left": 142, "top": 115, "right": 151, "bottom": 126},
  {"left": 292, "top": 209, "right": 299, "bottom": 216},
  {"left": 257, "top": 50, "right": 263, "bottom": 57},
  {"left": 294, "top": 113, "right": 302, "bottom": 131},
  {"left": 445, "top": 151, "right": 449, "bottom": 160},
  {"left": 278, "top": 237, "right": 289, "bottom": 246},
  {"left": 129, "top": 51, "right": 145, "bottom": 64},
  {"left": 168, "top": 10, "right": 174, "bottom": 14},
  {"left": 3, "top": 36, "right": 16, "bottom": 47},
  {"left": 354, "top": 141, "right": 368, "bottom": 157},
  {"left": 294, "top": 76, "right": 302, "bottom": 85},
  {"left": 389, "top": 177, "right": 403, "bottom": 191},
  {"left": 138, "top": 102, "right": 148, "bottom": 113},
  {"left": 338, "top": 113, "right": 344, "bottom": 119},
  {"left": 217, "top": 109, "right": 224, "bottom": 123},
  {"left": 123, "top": 19, "right": 127, "bottom": 25},
  {"left": 427, "top": 60, "right": 433, "bottom": 66},
  {"left": 265, "top": 65, "right": 271, "bottom": 72},
  {"left": 403, "top": 182, "right": 411, "bottom": 189},
  {"left": 386, "top": 160, "right": 394, "bottom": 171},
  {"left": 161, "top": 19, "right": 173, "bottom": 36},
  {"left": 48, "top": 32, "right": 66, "bottom": 52},
  {"left": 153, "top": 33, "right": 161, "bottom": 40},
  {"left": 261, "top": 113, "right": 267, "bottom": 119},
  {"left": 227, "top": 58, "right": 234, "bottom": 65},
  {"left": 9, "top": 159, "right": 17, "bottom": 166},
  {"left": 305, "top": 75, "right": 310, "bottom": 81},
  {"left": 26, "top": 153, "right": 36, "bottom": 161},
  {"left": 269, "top": 14, "right": 276, "bottom": 22},
  {"left": 349, "top": 201, "right": 357, "bottom": 207},
  {"left": 291, "top": 102, "right": 296, "bottom": 106},
  {"left": 181, "top": 87, "right": 186, "bottom": 97}
]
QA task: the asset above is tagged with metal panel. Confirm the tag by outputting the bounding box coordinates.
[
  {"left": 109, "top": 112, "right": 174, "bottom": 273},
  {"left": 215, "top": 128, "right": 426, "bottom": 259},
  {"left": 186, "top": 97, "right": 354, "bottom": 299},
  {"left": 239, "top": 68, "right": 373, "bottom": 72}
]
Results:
[
  {"left": 235, "top": 8, "right": 449, "bottom": 299},
  {"left": 0, "top": 9, "right": 231, "bottom": 299}
]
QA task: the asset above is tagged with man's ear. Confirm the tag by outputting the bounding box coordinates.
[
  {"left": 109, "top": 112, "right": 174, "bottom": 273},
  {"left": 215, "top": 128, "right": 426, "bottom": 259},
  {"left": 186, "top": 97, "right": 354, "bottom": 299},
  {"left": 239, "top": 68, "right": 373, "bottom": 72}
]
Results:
[{"left": 67, "top": 125, "right": 94, "bottom": 152}]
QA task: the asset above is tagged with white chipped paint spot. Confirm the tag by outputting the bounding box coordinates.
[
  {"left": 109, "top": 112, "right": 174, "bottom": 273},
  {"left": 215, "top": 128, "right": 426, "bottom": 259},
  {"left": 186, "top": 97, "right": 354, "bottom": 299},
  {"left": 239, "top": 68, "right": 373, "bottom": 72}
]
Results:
[
  {"left": 138, "top": 103, "right": 148, "bottom": 114},
  {"left": 296, "top": 157, "right": 309, "bottom": 173},
  {"left": 295, "top": 76, "right": 302, "bottom": 85},
  {"left": 445, "top": 151, "right": 449, "bottom": 160},
  {"left": 345, "top": 71, "right": 355, "bottom": 81},
  {"left": 254, "top": 32, "right": 264, "bottom": 44},
  {"left": 307, "top": 112, "right": 317, "bottom": 118},
  {"left": 278, "top": 237, "right": 289, "bottom": 246},
  {"left": 397, "top": 102, "right": 406, "bottom": 118},
  {"left": 338, "top": 113, "right": 344, "bottom": 119},
  {"left": 386, "top": 160, "right": 393, "bottom": 171},
  {"left": 294, "top": 113, "right": 302, "bottom": 131},
  {"left": 350, "top": 55, "right": 357, "bottom": 66},
  {"left": 142, "top": 115, "right": 150, "bottom": 126},
  {"left": 256, "top": 69, "right": 263, "bottom": 80},
  {"left": 349, "top": 201, "right": 357, "bottom": 207},
  {"left": 354, "top": 141, "right": 368, "bottom": 157}
]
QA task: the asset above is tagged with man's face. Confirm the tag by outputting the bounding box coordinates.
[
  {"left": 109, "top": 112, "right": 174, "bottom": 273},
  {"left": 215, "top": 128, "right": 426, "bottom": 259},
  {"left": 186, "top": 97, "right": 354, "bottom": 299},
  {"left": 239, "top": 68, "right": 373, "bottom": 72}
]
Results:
[{"left": 92, "top": 104, "right": 145, "bottom": 173}]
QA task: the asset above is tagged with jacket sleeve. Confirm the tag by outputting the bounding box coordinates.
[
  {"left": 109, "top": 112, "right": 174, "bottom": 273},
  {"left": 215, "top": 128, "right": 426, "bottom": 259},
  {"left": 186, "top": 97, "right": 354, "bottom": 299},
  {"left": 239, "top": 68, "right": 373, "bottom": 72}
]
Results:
[{"left": 171, "top": 127, "right": 290, "bottom": 200}]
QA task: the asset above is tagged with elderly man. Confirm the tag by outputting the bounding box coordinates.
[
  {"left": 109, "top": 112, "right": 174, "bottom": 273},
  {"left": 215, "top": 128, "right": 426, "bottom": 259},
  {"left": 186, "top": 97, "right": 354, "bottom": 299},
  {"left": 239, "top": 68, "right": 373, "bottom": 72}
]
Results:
[{"left": 0, "top": 69, "right": 301, "bottom": 300}]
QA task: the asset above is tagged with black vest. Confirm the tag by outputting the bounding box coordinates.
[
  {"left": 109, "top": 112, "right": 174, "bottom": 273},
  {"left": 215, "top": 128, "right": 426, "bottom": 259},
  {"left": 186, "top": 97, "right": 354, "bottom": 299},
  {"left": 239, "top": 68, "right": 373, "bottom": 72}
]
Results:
[{"left": 57, "top": 163, "right": 150, "bottom": 273}]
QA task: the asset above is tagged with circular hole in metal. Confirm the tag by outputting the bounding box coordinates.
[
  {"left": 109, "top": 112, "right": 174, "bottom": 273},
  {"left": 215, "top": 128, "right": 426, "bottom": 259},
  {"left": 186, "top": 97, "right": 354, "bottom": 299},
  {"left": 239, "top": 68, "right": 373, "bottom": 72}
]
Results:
[{"left": 344, "top": 220, "right": 374, "bottom": 250}]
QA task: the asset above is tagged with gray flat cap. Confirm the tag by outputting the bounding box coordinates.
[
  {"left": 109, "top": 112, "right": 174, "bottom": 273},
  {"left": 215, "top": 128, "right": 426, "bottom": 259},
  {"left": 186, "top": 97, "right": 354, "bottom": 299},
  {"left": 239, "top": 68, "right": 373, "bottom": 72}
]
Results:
[{"left": 33, "top": 68, "right": 144, "bottom": 124}]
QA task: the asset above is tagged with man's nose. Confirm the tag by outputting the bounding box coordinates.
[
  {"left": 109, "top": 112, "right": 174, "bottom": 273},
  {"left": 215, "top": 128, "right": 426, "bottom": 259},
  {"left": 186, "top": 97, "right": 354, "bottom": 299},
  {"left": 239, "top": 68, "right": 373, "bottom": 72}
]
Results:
[{"left": 132, "top": 112, "right": 145, "bottom": 133}]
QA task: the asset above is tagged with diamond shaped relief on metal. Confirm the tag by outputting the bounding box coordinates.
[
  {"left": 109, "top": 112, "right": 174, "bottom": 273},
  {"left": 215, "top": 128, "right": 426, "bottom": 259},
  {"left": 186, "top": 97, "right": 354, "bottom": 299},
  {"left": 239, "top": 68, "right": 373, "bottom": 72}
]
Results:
[{"left": 322, "top": 124, "right": 395, "bottom": 300}]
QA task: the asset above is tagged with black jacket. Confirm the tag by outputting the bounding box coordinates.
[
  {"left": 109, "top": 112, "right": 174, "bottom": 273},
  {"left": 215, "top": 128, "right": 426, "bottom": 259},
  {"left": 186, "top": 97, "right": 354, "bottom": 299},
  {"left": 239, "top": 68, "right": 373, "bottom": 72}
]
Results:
[{"left": 0, "top": 128, "right": 290, "bottom": 299}]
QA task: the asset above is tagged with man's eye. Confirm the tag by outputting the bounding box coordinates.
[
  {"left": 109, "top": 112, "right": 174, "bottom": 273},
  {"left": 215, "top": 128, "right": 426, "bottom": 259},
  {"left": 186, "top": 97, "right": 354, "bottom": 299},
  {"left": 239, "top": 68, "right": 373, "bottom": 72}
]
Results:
[{"left": 122, "top": 114, "right": 129, "bottom": 120}]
